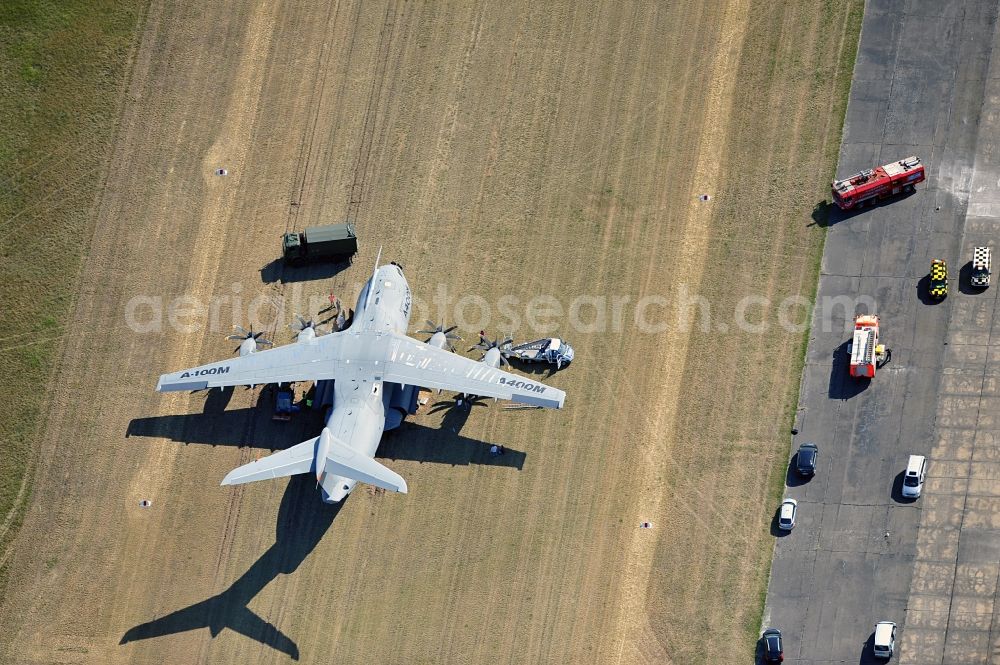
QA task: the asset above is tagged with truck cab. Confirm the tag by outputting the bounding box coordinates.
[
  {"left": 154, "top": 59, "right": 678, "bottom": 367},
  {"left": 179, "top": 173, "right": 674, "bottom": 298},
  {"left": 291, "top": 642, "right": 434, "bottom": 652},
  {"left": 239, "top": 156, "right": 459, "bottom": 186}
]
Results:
[
  {"left": 971, "top": 246, "right": 991, "bottom": 289},
  {"left": 282, "top": 232, "right": 306, "bottom": 264},
  {"left": 540, "top": 338, "right": 574, "bottom": 367}
]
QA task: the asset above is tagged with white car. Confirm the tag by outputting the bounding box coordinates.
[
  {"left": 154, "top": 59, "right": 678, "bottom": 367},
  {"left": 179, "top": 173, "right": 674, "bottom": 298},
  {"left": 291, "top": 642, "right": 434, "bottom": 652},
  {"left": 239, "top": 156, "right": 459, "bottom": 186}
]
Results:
[
  {"left": 873, "top": 621, "right": 896, "bottom": 659},
  {"left": 901, "top": 455, "right": 927, "bottom": 499},
  {"left": 778, "top": 498, "right": 797, "bottom": 531}
]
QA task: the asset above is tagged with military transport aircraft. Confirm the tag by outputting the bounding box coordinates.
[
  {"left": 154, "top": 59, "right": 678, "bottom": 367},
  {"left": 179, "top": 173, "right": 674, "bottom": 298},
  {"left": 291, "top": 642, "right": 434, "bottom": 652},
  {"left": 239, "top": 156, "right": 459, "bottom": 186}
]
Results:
[{"left": 156, "top": 252, "right": 566, "bottom": 503}]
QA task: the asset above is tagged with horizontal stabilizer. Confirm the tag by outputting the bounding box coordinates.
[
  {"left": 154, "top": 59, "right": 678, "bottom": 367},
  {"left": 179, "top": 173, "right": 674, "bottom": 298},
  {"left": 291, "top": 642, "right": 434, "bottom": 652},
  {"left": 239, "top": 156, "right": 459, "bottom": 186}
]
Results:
[
  {"left": 220, "top": 429, "right": 406, "bottom": 495},
  {"left": 319, "top": 428, "right": 407, "bottom": 494},
  {"left": 221, "top": 438, "right": 316, "bottom": 485}
]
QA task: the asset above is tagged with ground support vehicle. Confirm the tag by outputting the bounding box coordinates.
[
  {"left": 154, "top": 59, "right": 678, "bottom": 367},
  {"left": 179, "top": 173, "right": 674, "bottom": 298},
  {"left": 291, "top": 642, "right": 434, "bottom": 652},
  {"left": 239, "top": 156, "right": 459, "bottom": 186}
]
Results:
[
  {"left": 873, "top": 621, "right": 896, "bottom": 659},
  {"left": 971, "top": 246, "right": 991, "bottom": 288},
  {"left": 831, "top": 156, "right": 925, "bottom": 210},
  {"left": 929, "top": 259, "right": 948, "bottom": 299},
  {"left": 282, "top": 223, "right": 358, "bottom": 266},
  {"left": 848, "top": 315, "right": 887, "bottom": 379},
  {"left": 500, "top": 337, "right": 575, "bottom": 368}
]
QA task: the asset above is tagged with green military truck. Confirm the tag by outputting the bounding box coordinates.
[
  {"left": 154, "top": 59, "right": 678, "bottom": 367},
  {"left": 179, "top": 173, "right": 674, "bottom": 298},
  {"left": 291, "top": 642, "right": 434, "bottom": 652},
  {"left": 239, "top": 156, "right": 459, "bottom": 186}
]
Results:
[{"left": 282, "top": 223, "right": 358, "bottom": 267}]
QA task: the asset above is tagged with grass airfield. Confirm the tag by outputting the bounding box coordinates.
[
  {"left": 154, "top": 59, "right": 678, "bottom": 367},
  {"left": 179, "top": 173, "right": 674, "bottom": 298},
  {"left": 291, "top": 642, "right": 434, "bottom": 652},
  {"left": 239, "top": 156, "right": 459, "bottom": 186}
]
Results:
[{"left": 0, "top": 1, "right": 861, "bottom": 662}]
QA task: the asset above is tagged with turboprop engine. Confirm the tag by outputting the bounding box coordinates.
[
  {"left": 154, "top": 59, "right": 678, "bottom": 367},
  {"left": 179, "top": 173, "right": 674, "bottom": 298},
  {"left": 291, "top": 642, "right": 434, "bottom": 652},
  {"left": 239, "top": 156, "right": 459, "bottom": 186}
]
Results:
[
  {"left": 226, "top": 325, "right": 273, "bottom": 357},
  {"left": 289, "top": 314, "right": 325, "bottom": 343},
  {"left": 470, "top": 333, "right": 513, "bottom": 369},
  {"left": 417, "top": 319, "right": 461, "bottom": 351}
]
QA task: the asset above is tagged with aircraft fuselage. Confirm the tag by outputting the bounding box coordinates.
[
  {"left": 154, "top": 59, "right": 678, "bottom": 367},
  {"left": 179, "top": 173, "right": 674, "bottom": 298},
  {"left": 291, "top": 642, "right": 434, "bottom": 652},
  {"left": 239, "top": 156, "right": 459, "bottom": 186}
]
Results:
[{"left": 320, "top": 262, "right": 412, "bottom": 502}]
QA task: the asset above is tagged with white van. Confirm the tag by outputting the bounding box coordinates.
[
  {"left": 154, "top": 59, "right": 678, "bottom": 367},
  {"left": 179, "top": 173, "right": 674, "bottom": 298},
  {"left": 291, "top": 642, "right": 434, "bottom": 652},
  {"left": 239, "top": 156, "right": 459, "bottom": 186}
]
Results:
[
  {"left": 873, "top": 621, "right": 896, "bottom": 659},
  {"left": 902, "top": 455, "right": 927, "bottom": 499}
]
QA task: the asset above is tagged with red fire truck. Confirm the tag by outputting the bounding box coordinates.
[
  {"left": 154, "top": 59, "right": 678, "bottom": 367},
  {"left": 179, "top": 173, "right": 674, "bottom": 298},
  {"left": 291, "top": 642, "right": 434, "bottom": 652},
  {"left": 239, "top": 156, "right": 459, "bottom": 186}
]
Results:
[{"left": 831, "top": 156, "right": 925, "bottom": 210}]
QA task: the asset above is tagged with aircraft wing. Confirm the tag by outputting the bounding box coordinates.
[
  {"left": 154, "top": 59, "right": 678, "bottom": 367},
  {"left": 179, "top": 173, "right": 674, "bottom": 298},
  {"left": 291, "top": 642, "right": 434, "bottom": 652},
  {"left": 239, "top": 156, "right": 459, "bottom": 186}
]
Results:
[
  {"left": 156, "top": 336, "right": 342, "bottom": 392},
  {"left": 379, "top": 331, "right": 565, "bottom": 408},
  {"left": 156, "top": 329, "right": 566, "bottom": 408}
]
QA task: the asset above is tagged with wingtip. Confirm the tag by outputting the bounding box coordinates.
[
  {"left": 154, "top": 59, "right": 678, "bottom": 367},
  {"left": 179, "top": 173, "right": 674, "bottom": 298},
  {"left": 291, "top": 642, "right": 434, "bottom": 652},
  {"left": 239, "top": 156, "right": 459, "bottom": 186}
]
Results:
[
  {"left": 156, "top": 378, "right": 209, "bottom": 392},
  {"left": 220, "top": 468, "right": 242, "bottom": 486},
  {"left": 514, "top": 392, "right": 565, "bottom": 409}
]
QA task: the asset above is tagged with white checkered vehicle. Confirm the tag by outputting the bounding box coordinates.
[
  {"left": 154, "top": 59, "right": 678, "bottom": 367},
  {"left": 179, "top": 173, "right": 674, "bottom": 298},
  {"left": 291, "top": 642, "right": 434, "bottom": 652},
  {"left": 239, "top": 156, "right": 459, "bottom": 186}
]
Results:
[{"left": 971, "top": 246, "right": 991, "bottom": 289}]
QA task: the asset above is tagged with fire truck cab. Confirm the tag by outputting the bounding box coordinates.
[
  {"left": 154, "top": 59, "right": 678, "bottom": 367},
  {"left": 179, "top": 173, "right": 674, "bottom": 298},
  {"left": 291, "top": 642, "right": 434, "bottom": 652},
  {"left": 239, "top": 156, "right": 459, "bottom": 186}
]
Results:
[{"left": 831, "top": 156, "right": 925, "bottom": 210}]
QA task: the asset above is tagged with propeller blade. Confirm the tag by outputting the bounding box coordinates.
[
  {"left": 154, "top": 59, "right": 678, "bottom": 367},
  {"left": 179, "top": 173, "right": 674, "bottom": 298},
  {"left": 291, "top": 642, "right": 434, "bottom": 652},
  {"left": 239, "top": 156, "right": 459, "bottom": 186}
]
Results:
[
  {"left": 443, "top": 325, "right": 458, "bottom": 335},
  {"left": 500, "top": 338, "right": 513, "bottom": 347},
  {"left": 232, "top": 325, "right": 249, "bottom": 337},
  {"left": 226, "top": 334, "right": 244, "bottom": 341},
  {"left": 426, "top": 320, "right": 436, "bottom": 329},
  {"left": 258, "top": 339, "right": 273, "bottom": 347},
  {"left": 416, "top": 329, "right": 435, "bottom": 335}
]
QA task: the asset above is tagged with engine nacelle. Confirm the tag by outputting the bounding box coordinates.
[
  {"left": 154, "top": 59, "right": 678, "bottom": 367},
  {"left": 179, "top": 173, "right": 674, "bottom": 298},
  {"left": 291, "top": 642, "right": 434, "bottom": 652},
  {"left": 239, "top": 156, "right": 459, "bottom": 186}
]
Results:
[{"left": 238, "top": 338, "right": 257, "bottom": 357}]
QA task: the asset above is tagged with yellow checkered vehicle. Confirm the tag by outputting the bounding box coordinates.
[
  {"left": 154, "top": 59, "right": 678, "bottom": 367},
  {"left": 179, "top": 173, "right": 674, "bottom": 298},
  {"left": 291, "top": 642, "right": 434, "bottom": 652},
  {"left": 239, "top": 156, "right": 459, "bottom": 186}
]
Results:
[{"left": 929, "top": 259, "right": 948, "bottom": 299}]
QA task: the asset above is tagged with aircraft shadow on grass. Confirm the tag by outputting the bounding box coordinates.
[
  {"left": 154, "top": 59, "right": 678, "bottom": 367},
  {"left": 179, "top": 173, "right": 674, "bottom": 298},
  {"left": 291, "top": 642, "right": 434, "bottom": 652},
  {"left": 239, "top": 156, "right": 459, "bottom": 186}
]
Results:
[
  {"left": 121, "top": 400, "right": 526, "bottom": 657},
  {"left": 119, "top": 475, "right": 340, "bottom": 660},
  {"left": 126, "top": 404, "right": 526, "bottom": 470}
]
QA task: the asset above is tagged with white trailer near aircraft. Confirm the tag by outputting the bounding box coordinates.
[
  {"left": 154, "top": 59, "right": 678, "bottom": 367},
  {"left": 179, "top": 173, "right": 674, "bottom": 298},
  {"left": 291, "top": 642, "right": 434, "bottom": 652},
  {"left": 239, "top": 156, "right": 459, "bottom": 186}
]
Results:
[{"left": 501, "top": 337, "right": 575, "bottom": 369}]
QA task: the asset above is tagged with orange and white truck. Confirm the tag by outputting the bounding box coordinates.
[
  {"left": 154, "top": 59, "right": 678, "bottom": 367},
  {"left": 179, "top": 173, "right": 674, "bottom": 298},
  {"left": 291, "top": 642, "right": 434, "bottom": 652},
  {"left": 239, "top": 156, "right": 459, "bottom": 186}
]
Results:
[{"left": 849, "top": 315, "right": 883, "bottom": 378}]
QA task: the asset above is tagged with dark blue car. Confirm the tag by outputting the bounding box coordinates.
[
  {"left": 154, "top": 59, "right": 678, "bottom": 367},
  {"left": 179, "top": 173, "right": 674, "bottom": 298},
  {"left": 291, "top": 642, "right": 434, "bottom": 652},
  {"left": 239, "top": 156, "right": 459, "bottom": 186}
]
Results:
[
  {"left": 796, "top": 442, "right": 818, "bottom": 477},
  {"left": 763, "top": 627, "right": 783, "bottom": 662}
]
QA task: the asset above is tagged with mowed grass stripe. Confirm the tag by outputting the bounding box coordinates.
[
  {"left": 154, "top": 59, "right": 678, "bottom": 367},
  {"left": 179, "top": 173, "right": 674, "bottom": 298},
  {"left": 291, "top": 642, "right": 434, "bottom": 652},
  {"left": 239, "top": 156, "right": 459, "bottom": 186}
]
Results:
[{"left": 645, "top": 1, "right": 863, "bottom": 663}]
